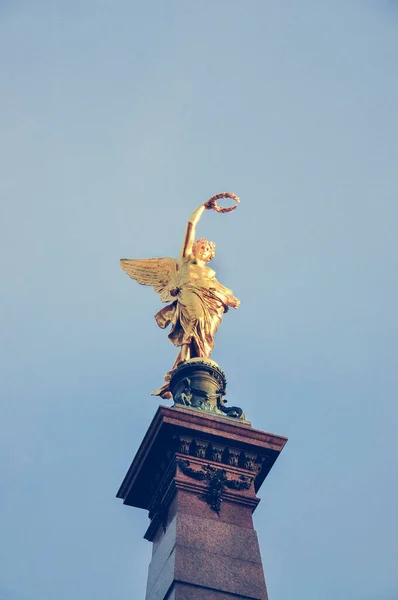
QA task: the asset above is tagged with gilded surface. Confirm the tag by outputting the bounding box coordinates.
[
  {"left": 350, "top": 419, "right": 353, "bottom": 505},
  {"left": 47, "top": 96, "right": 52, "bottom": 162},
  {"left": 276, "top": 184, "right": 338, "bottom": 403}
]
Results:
[{"left": 120, "top": 192, "right": 240, "bottom": 398}]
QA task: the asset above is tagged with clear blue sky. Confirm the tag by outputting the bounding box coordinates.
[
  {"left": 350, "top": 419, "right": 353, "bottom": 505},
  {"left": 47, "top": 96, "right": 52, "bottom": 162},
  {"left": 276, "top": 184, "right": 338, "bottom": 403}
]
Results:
[{"left": 1, "top": 1, "right": 397, "bottom": 599}]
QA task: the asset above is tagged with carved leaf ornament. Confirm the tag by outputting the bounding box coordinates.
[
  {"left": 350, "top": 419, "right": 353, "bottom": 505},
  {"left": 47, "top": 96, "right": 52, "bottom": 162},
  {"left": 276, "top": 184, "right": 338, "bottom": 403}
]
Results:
[{"left": 177, "top": 459, "right": 252, "bottom": 516}]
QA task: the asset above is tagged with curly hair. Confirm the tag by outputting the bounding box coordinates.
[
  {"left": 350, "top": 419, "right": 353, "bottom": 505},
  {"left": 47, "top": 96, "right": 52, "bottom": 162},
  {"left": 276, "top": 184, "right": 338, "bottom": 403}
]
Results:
[{"left": 192, "top": 237, "right": 216, "bottom": 262}]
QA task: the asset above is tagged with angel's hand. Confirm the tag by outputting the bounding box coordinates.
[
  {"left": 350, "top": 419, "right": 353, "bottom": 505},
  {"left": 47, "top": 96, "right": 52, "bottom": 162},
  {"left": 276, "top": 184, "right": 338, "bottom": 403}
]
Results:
[{"left": 204, "top": 197, "right": 217, "bottom": 210}]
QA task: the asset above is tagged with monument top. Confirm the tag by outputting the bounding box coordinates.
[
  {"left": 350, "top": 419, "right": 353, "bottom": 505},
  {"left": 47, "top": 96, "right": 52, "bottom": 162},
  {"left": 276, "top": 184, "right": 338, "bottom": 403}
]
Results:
[{"left": 120, "top": 192, "right": 241, "bottom": 402}]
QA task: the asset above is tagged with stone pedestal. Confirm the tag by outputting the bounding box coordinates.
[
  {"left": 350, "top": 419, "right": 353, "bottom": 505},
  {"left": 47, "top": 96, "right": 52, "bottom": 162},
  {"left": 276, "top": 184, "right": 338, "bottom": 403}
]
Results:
[{"left": 117, "top": 404, "right": 287, "bottom": 600}]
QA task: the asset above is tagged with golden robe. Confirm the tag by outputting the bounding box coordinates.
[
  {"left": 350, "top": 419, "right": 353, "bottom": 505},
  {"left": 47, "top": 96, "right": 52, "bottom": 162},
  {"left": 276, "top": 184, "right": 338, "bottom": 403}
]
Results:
[{"left": 154, "top": 277, "right": 233, "bottom": 361}]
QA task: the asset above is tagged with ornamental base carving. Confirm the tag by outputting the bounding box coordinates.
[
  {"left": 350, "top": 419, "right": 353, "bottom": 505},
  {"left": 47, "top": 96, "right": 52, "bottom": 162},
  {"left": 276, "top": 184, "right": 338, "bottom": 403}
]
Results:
[{"left": 169, "top": 358, "right": 247, "bottom": 421}]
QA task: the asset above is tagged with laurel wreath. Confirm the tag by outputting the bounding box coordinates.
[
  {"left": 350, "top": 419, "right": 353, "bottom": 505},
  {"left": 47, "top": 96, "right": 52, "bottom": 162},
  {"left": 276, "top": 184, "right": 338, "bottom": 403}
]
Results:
[{"left": 205, "top": 192, "right": 240, "bottom": 213}]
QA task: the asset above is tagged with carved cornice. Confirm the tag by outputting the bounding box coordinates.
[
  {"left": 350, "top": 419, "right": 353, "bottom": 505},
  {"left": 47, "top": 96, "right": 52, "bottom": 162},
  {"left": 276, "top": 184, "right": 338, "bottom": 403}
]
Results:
[{"left": 117, "top": 405, "right": 288, "bottom": 518}]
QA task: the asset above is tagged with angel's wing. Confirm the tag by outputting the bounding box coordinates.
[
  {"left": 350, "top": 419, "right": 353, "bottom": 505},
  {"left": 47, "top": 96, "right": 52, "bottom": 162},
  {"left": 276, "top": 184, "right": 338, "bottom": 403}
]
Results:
[{"left": 120, "top": 257, "right": 179, "bottom": 303}]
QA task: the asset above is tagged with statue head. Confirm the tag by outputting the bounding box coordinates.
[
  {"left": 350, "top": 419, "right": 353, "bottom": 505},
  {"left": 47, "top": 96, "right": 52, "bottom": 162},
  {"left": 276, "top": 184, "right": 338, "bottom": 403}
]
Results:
[{"left": 192, "top": 238, "right": 216, "bottom": 263}]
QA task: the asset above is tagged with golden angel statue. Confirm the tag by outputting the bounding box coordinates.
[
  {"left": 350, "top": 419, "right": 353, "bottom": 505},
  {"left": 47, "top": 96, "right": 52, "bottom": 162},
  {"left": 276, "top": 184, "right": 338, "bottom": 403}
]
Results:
[{"left": 120, "top": 193, "right": 240, "bottom": 398}]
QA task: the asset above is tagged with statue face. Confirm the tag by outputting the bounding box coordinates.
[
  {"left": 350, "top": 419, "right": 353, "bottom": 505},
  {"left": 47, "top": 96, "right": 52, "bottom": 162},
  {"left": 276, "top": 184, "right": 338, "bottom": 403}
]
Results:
[{"left": 193, "top": 239, "right": 215, "bottom": 263}]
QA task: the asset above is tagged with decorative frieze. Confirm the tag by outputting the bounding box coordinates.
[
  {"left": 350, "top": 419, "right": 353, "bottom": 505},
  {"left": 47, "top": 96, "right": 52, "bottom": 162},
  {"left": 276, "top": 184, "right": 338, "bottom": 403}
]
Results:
[{"left": 173, "top": 435, "right": 268, "bottom": 476}]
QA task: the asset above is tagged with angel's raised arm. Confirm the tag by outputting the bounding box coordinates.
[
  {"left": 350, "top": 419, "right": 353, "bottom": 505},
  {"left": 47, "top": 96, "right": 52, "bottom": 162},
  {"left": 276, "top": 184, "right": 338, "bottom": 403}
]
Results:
[{"left": 179, "top": 198, "right": 216, "bottom": 260}]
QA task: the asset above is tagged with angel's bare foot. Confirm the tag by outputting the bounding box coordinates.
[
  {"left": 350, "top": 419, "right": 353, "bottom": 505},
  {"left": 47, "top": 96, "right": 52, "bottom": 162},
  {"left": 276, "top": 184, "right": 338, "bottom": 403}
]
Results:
[{"left": 175, "top": 357, "right": 188, "bottom": 369}]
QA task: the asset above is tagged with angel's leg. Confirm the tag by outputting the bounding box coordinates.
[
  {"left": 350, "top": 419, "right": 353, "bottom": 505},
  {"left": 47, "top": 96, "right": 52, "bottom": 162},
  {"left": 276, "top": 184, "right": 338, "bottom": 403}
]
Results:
[
  {"left": 180, "top": 343, "right": 190, "bottom": 363},
  {"left": 170, "top": 344, "right": 190, "bottom": 372}
]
